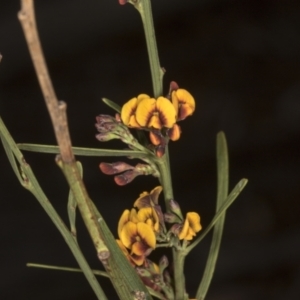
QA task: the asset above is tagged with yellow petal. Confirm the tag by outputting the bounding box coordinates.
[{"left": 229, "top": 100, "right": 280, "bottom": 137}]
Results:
[
  {"left": 137, "top": 207, "right": 160, "bottom": 232},
  {"left": 178, "top": 218, "right": 189, "bottom": 240},
  {"left": 118, "top": 209, "right": 130, "bottom": 239},
  {"left": 120, "top": 221, "right": 137, "bottom": 249},
  {"left": 186, "top": 212, "right": 202, "bottom": 233},
  {"left": 129, "top": 208, "right": 139, "bottom": 223},
  {"left": 121, "top": 94, "right": 150, "bottom": 127},
  {"left": 156, "top": 96, "right": 177, "bottom": 128},
  {"left": 137, "top": 222, "right": 156, "bottom": 249},
  {"left": 184, "top": 227, "right": 197, "bottom": 241},
  {"left": 128, "top": 115, "right": 140, "bottom": 127},
  {"left": 148, "top": 115, "right": 163, "bottom": 129},
  {"left": 135, "top": 98, "right": 156, "bottom": 127},
  {"left": 121, "top": 97, "right": 138, "bottom": 125},
  {"left": 137, "top": 94, "right": 150, "bottom": 102},
  {"left": 172, "top": 89, "right": 195, "bottom": 121}
]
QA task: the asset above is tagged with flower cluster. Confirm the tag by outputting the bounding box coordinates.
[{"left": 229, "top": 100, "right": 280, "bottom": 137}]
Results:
[
  {"left": 120, "top": 82, "right": 195, "bottom": 156},
  {"left": 116, "top": 186, "right": 202, "bottom": 295}
]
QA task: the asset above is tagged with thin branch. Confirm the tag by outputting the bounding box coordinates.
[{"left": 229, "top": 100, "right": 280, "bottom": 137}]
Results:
[{"left": 18, "top": 0, "right": 73, "bottom": 162}]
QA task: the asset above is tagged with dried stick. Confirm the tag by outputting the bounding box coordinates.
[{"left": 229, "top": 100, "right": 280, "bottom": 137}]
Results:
[{"left": 18, "top": 0, "right": 73, "bottom": 163}]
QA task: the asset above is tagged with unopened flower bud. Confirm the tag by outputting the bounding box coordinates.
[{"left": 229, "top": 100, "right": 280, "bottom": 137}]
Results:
[
  {"left": 95, "top": 132, "right": 118, "bottom": 142},
  {"left": 164, "top": 212, "right": 181, "bottom": 224},
  {"left": 99, "top": 162, "right": 134, "bottom": 175},
  {"left": 155, "top": 144, "right": 165, "bottom": 158},
  {"left": 114, "top": 170, "right": 139, "bottom": 186},
  {"left": 136, "top": 267, "right": 152, "bottom": 278},
  {"left": 159, "top": 255, "right": 169, "bottom": 272},
  {"left": 169, "top": 199, "right": 183, "bottom": 220},
  {"left": 170, "top": 223, "right": 182, "bottom": 236}
]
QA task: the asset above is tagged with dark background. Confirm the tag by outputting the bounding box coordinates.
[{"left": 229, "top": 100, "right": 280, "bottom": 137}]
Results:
[{"left": 1, "top": 0, "right": 300, "bottom": 299}]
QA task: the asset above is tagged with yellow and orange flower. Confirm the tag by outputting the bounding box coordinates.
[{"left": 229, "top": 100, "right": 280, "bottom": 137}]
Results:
[
  {"left": 120, "top": 85, "right": 195, "bottom": 155},
  {"left": 121, "top": 94, "right": 150, "bottom": 127},
  {"left": 117, "top": 206, "right": 159, "bottom": 265},
  {"left": 119, "top": 221, "right": 156, "bottom": 256},
  {"left": 171, "top": 88, "right": 195, "bottom": 121},
  {"left": 178, "top": 212, "right": 202, "bottom": 241},
  {"left": 121, "top": 94, "right": 177, "bottom": 129}
]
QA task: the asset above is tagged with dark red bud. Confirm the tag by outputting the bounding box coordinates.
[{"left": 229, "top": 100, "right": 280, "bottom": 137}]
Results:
[
  {"left": 119, "top": 0, "right": 127, "bottom": 5},
  {"left": 99, "top": 162, "right": 133, "bottom": 175},
  {"left": 114, "top": 170, "right": 138, "bottom": 186}
]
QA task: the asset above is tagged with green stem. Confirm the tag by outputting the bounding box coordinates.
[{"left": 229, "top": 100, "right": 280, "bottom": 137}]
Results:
[
  {"left": 172, "top": 248, "right": 187, "bottom": 300},
  {"left": 155, "top": 153, "right": 174, "bottom": 212},
  {"left": 135, "top": 0, "right": 163, "bottom": 97}
]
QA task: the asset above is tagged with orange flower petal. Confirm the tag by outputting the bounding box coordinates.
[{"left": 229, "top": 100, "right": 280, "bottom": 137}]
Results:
[
  {"left": 120, "top": 221, "right": 138, "bottom": 249},
  {"left": 121, "top": 97, "right": 138, "bottom": 125},
  {"left": 129, "top": 208, "right": 139, "bottom": 223},
  {"left": 178, "top": 218, "right": 189, "bottom": 240},
  {"left": 118, "top": 209, "right": 130, "bottom": 239},
  {"left": 172, "top": 89, "right": 195, "bottom": 121},
  {"left": 168, "top": 123, "right": 181, "bottom": 141},
  {"left": 137, "top": 222, "right": 156, "bottom": 249},
  {"left": 148, "top": 115, "right": 163, "bottom": 129},
  {"left": 156, "top": 96, "right": 177, "bottom": 128},
  {"left": 137, "top": 207, "right": 160, "bottom": 232},
  {"left": 186, "top": 212, "right": 202, "bottom": 233},
  {"left": 135, "top": 98, "right": 156, "bottom": 127},
  {"left": 149, "top": 131, "right": 162, "bottom": 146},
  {"left": 121, "top": 94, "right": 150, "bottom": 127}
]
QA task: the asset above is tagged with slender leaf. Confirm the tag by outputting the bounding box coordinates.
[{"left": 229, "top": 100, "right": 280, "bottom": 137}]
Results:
[
  {"left": 102, "top": 98, "right": 121, "bottom": 113},
  {"left": 0, "top": 117, "right": 108, "bottom": 300},
  {"left": 196, "top": 132, "right": 229, "bottom": 300},
  {"left": 18, "top": 143, "right": 148, "bottom": 157},
  {"left": 186, "top": 178, "right": 248, "bottom": 254}
]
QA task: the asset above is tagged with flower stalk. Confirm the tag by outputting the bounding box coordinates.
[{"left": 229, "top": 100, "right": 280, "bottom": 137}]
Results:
[{"left": 133, "top": 0, "right": 164, "bottom": 98}]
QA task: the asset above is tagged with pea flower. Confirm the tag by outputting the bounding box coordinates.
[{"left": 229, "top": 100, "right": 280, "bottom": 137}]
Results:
[
  {"left": 119, "top": 221, "right": 156, "bottom": 257},
  {"left": 177, "top": 212, "right": 202, "bottom": 241},
  {"left": 121, "top": 94, "right": 150, "bottom": 128},
  {"left": 171, "top": 88, "right": 195, "bottom": 121}
]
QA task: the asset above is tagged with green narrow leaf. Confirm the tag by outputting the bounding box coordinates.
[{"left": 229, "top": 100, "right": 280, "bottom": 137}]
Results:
[
  {"left": 18, "top": 143, "right": 148, "bottom": 158},
  {"left": 102, "top": 98, "right": 121, "bottom": 113},
  {"left": 186, "top": 178, "right": 248, "bottom": 255},
  {"left": 27, "top": 263, "right": 165, "bottom": 299},
  {"left": 196, "top": 132, "right": 229, "bottom": 300},
  {"left": 27, "top": 263, "right": 109, "bottom": 278},
  {"left": 0, "top": 117, "right": 108, "bottom": 300}
]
